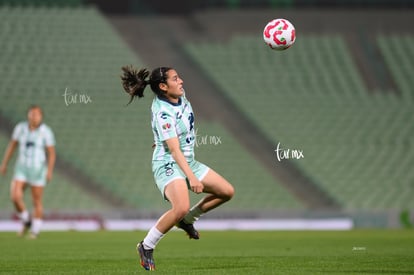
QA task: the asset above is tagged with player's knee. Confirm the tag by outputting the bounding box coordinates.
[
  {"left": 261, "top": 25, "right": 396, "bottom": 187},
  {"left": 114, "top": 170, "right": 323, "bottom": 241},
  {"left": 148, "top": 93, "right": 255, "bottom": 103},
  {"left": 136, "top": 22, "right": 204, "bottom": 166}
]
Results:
[
  {"left": 223, "top": 184, "right": 235, "bottom": 201},
  {"left": 33, "top": 200, "right": 42, "bottom": 209},
  {"left": 217, "top": 184, "right": 234, "bottom": 202},
  {"left": 10, "top": 192, "right": 22, "bottom": 203},
  {"left": 172, "top": 204, "right": 190, "bottom": 221},
  {"left": 176, "top": 209, "right": 189, "bottom": 222}
]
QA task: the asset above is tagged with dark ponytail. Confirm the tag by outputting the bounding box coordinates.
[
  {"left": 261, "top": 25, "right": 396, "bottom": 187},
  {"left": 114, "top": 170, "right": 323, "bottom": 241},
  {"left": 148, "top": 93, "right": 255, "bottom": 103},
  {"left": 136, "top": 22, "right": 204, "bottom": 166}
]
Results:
[
  {"left": 121, "top": 65, "right": 173, "bottom": 105},
  {"left": 120, "top": 65, "right": 150, "bottom": 105}
]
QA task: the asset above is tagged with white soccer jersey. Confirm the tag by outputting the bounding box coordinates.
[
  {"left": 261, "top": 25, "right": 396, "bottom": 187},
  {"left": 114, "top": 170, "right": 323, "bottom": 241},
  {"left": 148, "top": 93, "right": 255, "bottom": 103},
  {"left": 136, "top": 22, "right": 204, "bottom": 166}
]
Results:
[
  {"left": 151, "top": 94, "right": 195, "bottom": 162},
  {"left": 12, "top": 122, "right": 55, "bottom": 168}
]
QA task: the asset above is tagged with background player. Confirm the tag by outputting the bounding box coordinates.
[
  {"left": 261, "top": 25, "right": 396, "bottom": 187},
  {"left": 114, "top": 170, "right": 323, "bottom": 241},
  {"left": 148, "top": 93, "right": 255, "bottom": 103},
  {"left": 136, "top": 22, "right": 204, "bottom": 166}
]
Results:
[{"left": 0, "top": 105, "right": 56, "bottom": 239}]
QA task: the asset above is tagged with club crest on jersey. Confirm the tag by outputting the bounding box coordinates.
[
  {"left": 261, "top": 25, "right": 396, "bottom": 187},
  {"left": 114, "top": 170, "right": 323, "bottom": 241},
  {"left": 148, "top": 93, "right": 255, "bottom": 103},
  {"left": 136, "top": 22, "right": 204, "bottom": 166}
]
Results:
[
  {"left": 162, "top": 123, "right": 171, "bottom": 130},
  {"left": 165, "top": 167, "right": 174, "bottom": 176}
]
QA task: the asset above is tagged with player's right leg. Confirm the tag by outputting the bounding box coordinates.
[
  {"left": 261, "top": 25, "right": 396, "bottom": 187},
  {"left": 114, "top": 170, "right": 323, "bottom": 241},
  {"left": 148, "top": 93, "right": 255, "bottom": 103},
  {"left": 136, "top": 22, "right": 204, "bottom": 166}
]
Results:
[
  {"left": 137, "top": 241, "right": 155, "bottom": 271},
  {"left": 10, "top": 180, "right": 31, "bottom": 236},
  {"left": 137, "top": 179, "right": 190, "bottom": 271}
]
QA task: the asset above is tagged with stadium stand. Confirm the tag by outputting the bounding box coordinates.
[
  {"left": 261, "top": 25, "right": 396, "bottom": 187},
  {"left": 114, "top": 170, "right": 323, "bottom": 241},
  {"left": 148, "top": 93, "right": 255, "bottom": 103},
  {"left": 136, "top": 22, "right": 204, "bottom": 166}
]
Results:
[
  {"left": 0, "top": 5, "right": 156, "bottom": 211},
  {"left": 0, "top": 5, "right": 304, "bottom": 215},
  {"left": 184, "top": 33, "right": 414, "bottom": 211},
  {"left": 1, "top": 3, "right": 412, "bottom": 220},
  {"left": 378, "top": 35, "right": 414, "bottom": 100}
]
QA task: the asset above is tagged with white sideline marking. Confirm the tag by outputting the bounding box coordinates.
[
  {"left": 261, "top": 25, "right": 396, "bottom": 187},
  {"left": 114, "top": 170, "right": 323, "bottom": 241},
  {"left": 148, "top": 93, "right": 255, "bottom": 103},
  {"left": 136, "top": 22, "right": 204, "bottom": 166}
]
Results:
[{"left": 0, "top": 218, "right": 353, "bottom": 232}]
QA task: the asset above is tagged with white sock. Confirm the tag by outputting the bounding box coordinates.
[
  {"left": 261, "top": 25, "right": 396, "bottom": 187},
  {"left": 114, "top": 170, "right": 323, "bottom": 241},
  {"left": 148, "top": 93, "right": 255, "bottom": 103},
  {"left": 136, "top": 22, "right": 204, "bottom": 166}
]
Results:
[
  {"left": 183, "top": 206, "right": 203, "bottom": 224},
  {"left": 31, "top": 219, "right": 43, "bottom": 235},
  {"left": 143, "top": 226, "right": 164, "bottom": 250},
  {"left": 18, "top": 210, "right": 30, "bottom": 223}
]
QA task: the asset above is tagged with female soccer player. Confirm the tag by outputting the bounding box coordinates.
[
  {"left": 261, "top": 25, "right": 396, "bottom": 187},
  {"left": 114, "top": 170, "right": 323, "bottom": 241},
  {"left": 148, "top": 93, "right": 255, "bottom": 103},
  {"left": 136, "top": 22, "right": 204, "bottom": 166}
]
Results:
[
  {"left": 0, "top": 105, "right": 56, "bottom": 239},
  {"left": 120, "top": 66, "right": 234, "bottom": 271}
]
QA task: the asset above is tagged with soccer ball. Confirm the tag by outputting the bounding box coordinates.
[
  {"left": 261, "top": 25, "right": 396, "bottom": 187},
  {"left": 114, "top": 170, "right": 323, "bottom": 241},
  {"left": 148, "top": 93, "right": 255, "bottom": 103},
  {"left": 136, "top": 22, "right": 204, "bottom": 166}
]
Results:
[{"left": 263, "top": 18, "right": 296, "bottom": 50}]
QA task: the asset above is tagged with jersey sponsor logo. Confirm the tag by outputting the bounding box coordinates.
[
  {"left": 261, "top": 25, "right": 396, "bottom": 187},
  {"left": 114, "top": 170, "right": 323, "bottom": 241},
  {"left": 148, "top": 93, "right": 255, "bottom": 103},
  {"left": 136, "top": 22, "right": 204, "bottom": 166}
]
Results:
[
  {"left": 25, "top": 141, "right": 35, "bottom": 148},
  {"left": 186, "top": 135, "right": 194, "bottom": 144},
  {"left": 160, "top": 112, "right": 168, "bottom": 120},
  {"left": 162, "top": 123, "right": 171, "bottom": 130},
  {"left": 188, "top": 112, "right": 194, "bottom": 131}
]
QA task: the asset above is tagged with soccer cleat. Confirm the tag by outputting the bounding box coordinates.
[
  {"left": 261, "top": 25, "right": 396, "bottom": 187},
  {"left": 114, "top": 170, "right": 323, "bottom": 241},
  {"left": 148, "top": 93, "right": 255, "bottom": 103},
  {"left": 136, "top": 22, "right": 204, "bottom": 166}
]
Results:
[
  {"left": 137, "top": 241, "right": 155, "bottom": 271},
  {"left": 176, "top": 220, "right": 200, "bottom": 240},
  {"left": 17, "top": 220, "right": 32, "bottom": 237},
  {"left": 28, "top": 232, "right": 38, "bottom": 240}
]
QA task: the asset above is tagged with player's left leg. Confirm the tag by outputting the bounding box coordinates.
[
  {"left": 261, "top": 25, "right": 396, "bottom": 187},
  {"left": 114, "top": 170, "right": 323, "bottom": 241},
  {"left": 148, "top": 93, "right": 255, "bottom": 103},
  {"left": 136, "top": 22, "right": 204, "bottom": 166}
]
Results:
[
  {"left": 10, "top": 180, "right": 28, "bottom": 214},
  {"left": 180, "top": 168, "right": 234, "bottom": 229},
  {"left": 30, "top": 185, "right": 44, "bottom": 239},
  {"left": 197, "top": 168, "right": 234, "bottom": 212}
]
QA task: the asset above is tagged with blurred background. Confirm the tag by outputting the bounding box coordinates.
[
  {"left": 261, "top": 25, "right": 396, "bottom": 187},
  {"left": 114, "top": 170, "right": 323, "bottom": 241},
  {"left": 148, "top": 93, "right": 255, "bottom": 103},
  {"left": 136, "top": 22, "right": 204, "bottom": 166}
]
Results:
[{"left": 0, "top": 0, "right": 413, "bottom": 229}]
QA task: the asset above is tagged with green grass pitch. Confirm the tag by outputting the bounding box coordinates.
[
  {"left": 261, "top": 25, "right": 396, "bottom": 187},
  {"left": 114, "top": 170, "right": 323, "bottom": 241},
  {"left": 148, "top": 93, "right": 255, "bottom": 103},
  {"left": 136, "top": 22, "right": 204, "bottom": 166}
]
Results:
[{"left": 0, "top": 230, "right": 413, "bottom": 274}]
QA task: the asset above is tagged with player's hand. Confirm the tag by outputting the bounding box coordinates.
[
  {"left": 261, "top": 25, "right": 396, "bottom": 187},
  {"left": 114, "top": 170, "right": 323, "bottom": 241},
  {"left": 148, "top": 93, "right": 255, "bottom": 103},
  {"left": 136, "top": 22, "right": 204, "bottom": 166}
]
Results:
[
  {"left": 189, "top": 178, "right": 203, "bottom": 194},
  {"left": 0, "top": 164, "right": 6, "bottom": 176},
  {"left": 46, "top": 170, "right": 53, "bottom": 183}
]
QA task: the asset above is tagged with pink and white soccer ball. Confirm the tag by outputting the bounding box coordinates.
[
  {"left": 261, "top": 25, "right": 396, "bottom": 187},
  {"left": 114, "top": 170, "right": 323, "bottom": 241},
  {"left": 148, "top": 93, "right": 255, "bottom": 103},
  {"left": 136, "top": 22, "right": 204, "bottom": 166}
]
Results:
[{"left": 263, "top": 18, "right": 296, "bottom": 50}]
